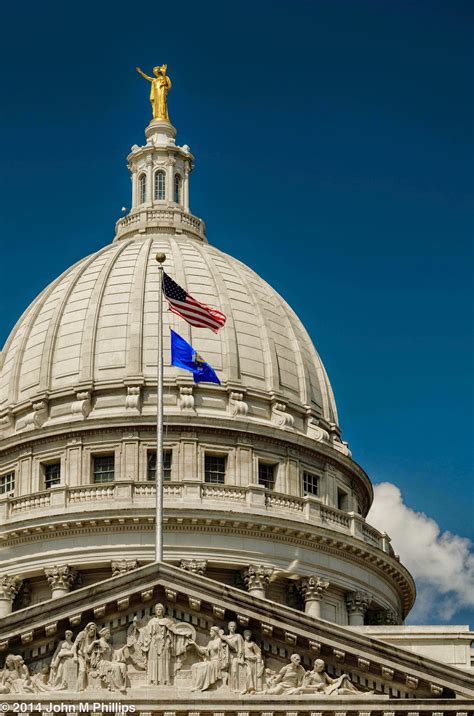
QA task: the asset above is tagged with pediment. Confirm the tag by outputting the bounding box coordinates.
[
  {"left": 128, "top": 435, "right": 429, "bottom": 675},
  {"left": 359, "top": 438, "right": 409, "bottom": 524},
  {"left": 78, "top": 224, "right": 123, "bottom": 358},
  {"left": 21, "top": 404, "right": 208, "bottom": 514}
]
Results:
[{"left": 0, "top": 563, "right": 473, "bottom": 714}]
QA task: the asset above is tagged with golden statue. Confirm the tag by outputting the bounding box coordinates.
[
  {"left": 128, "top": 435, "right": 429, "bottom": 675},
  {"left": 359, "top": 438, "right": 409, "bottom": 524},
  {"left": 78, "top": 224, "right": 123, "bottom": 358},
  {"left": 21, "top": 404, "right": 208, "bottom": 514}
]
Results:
[{"left": 136, "top": 65, "right": 172, "bottom": 122}]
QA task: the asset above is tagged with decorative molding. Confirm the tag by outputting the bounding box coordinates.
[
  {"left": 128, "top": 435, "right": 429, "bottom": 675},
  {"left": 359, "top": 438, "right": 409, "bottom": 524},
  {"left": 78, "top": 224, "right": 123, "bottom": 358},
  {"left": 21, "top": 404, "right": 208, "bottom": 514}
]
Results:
[
  {"left": 271, "top": 401, "right": 294, "bottom": 428},
  {"left": 298, "top": 576, "right": 330, "bottom": 602},
  {"left": 0, "top": 575, "right": 23, "bottom": 601},
  {"left": 179, "top": 386, "right": 194, "bottom": 411},
  {"left": 345, "top": 590, "right": 372, "bottom": 616},
  {"left": 180, "top": 559, "right": 207, "bottom": 576},
  {"left": 125, "top": 386, "right": 141, "bottom": 413},
  {"left": 242, "top": 564, "right": 273, "bottom": 595},
  {"left": 70, "top": 391, "right": 92, "bottom": 419},
  {"left": 111, "top": 559, "right": 139, "bottom": 578},
  {"left": 44, "top": 565, "right": 79, "bottom": 594},
  {"left": 228, "top": 391, "right": 248, "bottom": 417}
]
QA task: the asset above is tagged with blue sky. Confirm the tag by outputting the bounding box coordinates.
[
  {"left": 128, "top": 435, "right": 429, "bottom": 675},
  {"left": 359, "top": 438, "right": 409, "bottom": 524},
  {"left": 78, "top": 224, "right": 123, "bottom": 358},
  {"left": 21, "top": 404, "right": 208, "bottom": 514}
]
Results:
[{"left": 0, "top": 1, "right": 472, "bottom": 625}]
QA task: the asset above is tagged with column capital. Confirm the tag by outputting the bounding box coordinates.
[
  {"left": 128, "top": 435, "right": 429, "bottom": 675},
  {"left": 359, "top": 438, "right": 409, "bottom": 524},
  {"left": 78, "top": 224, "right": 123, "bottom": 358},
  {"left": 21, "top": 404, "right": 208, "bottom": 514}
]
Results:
[
  {"left": 44, "top": 564, "right": 78, "bottom": 593},
  {"left": 298, "top": 575, "right": 330, "bottom": 602},
  {"left": 371, "top": 607, "right": 400, "bottom": 625},
  {"left": 346, "top": 589, "right": 372, "bottom": 616},
  {"left": 242, "top": 564, "right": 273, "bottom": 594},
  {"left": 0, "top": 575, "right": 23, "bottom": 601},
  {"left": 180, "top": 559, "right": 207, "bottom": 577},
  {"left": 111, "top": 559, "right": 139, "bottom": 578}
]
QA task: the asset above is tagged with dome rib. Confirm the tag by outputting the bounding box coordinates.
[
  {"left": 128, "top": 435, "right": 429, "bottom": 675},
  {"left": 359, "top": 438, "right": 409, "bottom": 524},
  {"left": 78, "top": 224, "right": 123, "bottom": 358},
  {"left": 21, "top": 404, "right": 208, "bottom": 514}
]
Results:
[
  {"left": 38, "top": 246, "right": 113, "bottom": 394},
  {"left": 126, "top": 238, "right": 154, "bottom": 378},
  {"left": 78, "top": 239, "right": 135, "bottom": 384}
]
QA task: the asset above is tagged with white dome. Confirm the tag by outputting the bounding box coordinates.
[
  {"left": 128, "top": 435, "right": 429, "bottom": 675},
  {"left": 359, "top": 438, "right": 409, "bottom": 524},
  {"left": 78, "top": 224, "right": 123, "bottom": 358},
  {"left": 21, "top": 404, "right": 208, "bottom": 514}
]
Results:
[{"left": 0, "top": 234, "right": 339, "bottom": 435}]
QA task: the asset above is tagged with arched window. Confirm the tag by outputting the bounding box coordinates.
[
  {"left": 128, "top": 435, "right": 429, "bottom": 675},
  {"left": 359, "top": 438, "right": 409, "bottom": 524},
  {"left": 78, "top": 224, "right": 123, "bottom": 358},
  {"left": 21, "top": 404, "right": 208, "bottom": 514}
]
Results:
[
  {"left": 138, "top": 173, "right": 147, "bottom": 204},
  {"left": 154, "top": 170, "right": 166, "bottom": 200},
  {"left": 174, "top": 173, "right": 182, "bottom": 204}
]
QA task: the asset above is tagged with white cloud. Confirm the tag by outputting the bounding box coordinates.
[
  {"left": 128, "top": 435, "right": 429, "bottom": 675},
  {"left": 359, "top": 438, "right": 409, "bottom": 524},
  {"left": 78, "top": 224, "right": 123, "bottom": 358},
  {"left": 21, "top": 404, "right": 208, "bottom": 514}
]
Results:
[{"left": 368, "top": 482, "right": 474, "bottom": 623}]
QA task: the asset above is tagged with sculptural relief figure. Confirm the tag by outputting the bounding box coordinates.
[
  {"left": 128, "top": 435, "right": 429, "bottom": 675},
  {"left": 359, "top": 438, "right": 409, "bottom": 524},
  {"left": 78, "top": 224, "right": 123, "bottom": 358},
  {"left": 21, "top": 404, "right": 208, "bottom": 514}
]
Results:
[
  {"left": 298, "top": 658, "right": 370, "bottom": 696},
  {"left": 240, "top": 629, "right": 264, "bottom": 694},
  {"left": 0, "top": 655, "right": 35, "bottom": 694},
  {"left": 119, "top": 616, "right": 147, "bottom": 670},
  {"left": 89, "top": 628, "right": 127, "bottom": 692},
  {"left": 136, "top": 65, "right": 172, "bottom": 121},
  {"left": 190, "top": 626, "right": 229, "bottom": 692},
  {"left": 49, "top": 630, "right": 77, "bottom": 690},
  {"left": 265, "top": 653, "right": 306, "bottom": 695},
  {"left": 73, "top": 622, "right": 97, "bottom": 691},
  {"left": 219, "top": 621, "right": 244, "bottom": 692},
  {"left": 142, "top": 603, "right": 194, "bottom": 686}
]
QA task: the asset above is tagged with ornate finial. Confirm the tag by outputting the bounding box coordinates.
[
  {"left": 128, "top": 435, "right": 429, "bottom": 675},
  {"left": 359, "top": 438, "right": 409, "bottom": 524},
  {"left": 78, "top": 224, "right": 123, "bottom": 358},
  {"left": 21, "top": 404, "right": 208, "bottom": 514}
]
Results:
[{"left": 136, "top": 64, "right": 172, "bottom": 122}]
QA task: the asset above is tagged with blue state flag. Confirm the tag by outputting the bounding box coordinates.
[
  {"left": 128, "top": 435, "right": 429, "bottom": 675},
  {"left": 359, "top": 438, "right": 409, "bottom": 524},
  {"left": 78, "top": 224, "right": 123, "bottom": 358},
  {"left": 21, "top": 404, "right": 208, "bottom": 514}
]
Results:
[{"left": 170, "top": 329, "right": 220, "bottom": 385}]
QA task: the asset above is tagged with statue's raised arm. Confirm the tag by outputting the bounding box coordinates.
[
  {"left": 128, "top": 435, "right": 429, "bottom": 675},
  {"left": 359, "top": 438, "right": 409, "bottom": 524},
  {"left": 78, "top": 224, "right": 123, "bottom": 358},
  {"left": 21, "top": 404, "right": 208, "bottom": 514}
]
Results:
[
  {"left": 136, "top": 67, "right": 153, "bottom": 82},
  {"left": 136, "top": 64, "right": 172, "bottom": 122}
]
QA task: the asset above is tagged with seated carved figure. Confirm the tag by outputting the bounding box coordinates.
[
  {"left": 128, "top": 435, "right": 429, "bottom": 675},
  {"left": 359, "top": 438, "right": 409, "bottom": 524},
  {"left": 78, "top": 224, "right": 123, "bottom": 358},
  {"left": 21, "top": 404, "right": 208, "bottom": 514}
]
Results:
[
  {"left": 265, "top": 653, "right": 306, "bottom": 695},
  {"left": 190, "top": 627, "right": 229, "bottom": 692},
  {"left": 89, "top": 628, "right": 127, "bottom": 692},
  {"left": 298, "top": 658, "right": 369, "bottom": 695}
]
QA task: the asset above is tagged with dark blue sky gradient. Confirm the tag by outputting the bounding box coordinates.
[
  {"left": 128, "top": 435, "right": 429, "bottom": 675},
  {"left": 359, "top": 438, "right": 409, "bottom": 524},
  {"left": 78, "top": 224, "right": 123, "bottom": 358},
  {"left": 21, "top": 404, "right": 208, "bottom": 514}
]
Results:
[{"left": 0, "top": 1, "right": 472, "bottom": 622}]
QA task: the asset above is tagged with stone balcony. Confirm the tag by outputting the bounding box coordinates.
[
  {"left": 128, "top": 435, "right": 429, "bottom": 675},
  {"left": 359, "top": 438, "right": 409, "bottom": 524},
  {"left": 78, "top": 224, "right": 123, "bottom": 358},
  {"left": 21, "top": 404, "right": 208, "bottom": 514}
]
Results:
[
  {"left": 0, "top": 481, "right": 393, "bottom": 555},
  {"left": 114, "top": 206, "right": 206, "bottom": 241}
]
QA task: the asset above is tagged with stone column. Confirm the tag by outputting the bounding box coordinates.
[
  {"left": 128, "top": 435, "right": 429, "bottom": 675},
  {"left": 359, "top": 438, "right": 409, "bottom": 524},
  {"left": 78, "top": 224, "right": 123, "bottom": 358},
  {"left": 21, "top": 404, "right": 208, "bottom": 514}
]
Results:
[
  {"left": 131, "top": 172, "right": 137, "bottom": 209},
  {"left": 180, "top": 559, "right": 207, "bottom": 577},
  {"left": 298, "top": 576, "right": 330, "bottom": 618},
  {"left": 111, "top": 559, "right": 138, "bottom": 578},
  {"left": 242, "top": 564, "right": 273, "bottom": 599},
  {"left": 146, "top": 160, "right": 153, "bottom": 206},
  {"left": 0, "top": 575, "right": 23, "bottom": 617},
  {"left": 167, "top": 159, "right": 175, "bottom": 202},
  {"left": 183, "top": 166, "right": 190, "bottom": 211},
  {"left": 44, "top": 565, "right": 79, "bottom": 599},
  {"left": 346, "top": 590, "right": 371, "bottom": 626}
]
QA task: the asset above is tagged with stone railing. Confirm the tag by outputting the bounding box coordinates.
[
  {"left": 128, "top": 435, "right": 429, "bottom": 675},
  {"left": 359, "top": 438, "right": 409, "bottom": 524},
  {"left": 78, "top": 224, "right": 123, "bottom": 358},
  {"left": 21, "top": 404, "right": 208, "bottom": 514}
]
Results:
[
  {"left": 1, "top": 482, "right": 392, "bottom": 554},
  {"left": 115, "top": 207, "right": 205, "bottom": 240}
]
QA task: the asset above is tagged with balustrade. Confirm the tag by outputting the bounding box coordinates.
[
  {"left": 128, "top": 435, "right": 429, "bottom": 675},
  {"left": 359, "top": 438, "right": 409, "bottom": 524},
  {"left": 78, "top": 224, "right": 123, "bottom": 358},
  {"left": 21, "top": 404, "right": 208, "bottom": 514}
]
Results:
[{"left": 2, "top": 483, "right": 389, "bottom": 553}]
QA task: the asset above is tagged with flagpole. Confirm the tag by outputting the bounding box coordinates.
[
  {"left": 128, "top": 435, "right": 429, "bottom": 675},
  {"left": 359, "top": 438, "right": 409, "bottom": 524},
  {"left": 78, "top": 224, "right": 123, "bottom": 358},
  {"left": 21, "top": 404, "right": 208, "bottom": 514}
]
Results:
[{"left": 155, "top": 252, "right": 166, "bottom": 562}]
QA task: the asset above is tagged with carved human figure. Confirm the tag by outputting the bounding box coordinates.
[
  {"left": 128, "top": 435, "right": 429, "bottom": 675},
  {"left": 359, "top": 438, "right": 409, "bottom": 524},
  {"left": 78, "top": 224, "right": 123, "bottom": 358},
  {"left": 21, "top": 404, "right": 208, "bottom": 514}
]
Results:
[
  {"left": 89, "top": 628, "right": 127, "bottom": 692},
  {"left": 240, "top": 629, "right": 264, "bottom": 694},
  {"left": 142, "top": 603, "right": 176, "bottom": 686},
  {"left": 119, "top": 616, "right": 147, "bottom": 670},
  {"left": 298, "top": 658, "right": 369, "bottom": 695},
  {"left": 219, "top": 621, "right": 244, "bottom": 692},
  {"left": 136, "top": 65, "right": 172, "bottom": 121},
  {"left": 190, "top": 626, "right": 229, "bottom": 692},
  {"left": 0, "top": 655, "right": 35, "bottom": 694},
  {"left": 49, "top": 630, "right": 77, "bottom": 690},
  {"left": 265, "top": 653, "right": 306, "bottom": 695},
  {"left": 73, "top": 622, "right": 97, "bottom": 691}
]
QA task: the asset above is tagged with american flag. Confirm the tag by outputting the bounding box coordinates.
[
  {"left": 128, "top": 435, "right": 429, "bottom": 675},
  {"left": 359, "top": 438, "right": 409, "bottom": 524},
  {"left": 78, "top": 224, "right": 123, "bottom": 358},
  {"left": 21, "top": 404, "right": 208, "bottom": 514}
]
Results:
[{"left": 162, "top": 272, "right": 226, "bottom": 333}]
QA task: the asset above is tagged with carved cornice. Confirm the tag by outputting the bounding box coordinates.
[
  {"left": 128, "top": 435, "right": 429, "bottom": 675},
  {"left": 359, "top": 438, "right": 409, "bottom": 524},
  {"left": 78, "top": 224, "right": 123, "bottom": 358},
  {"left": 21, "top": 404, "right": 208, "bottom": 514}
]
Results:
[{"left": 0, "top": 513, "right": 414, "bottom": 614}]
